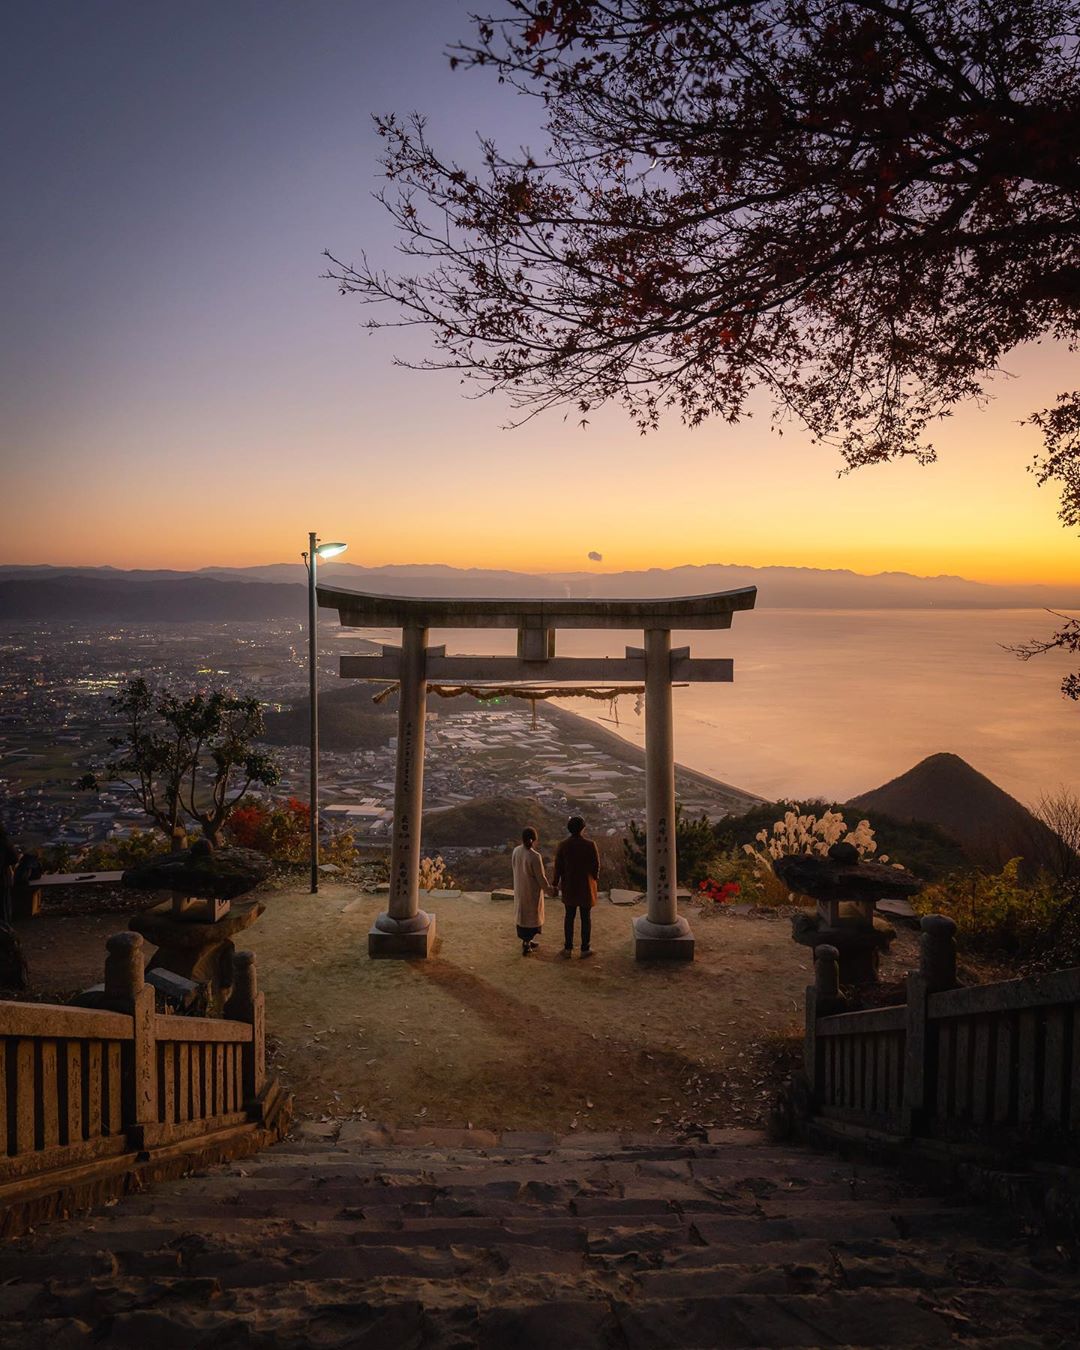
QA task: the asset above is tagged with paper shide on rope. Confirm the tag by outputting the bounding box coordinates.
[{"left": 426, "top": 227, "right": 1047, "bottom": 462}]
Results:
[{"left": 371, "top": 682, "right": 683, "bottom": 726}]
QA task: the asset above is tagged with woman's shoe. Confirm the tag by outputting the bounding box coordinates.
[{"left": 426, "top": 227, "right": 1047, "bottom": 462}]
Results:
[
  {"left": 580, "top": 948, "right": 594, "bottom": 959},
  {"left": 522, "top": 942, "right": 532, "bottom": 956}
]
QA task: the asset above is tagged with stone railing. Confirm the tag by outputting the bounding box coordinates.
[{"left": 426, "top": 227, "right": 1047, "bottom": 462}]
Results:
[
  {"left": 804, "top": 917, "right": 1080, "bottom": 1164},
  {"left": 0, "top": 934, "right": 285, "bottom": 1233},
  {"left": 0, "top": 1000, "right": 132, "bottom": 1184}
]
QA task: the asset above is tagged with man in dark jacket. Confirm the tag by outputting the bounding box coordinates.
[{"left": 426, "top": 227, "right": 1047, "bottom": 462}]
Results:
[{"left": 553, "top": 815, "right": 600, "bottom": 958}]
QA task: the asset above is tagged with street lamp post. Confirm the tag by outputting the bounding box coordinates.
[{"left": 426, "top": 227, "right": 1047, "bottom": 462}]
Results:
[{"left": 302, "top": 534, "right": 347, "bottom": 894}]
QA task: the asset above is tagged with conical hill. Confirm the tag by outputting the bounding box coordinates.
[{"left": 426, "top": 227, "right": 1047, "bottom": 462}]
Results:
[{"left": 849, "top": 752, "right": 1065, "bottom": 875}]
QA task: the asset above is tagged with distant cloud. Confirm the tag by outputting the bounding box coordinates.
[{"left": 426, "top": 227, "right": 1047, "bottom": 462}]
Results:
[{"left": 587, "top": 551, "right": 603, "bottom": 562}]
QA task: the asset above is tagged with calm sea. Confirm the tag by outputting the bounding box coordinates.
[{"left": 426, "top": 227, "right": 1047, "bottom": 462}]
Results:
[{"left": 533, "top": 609, "right": 1080, "bottom": 807}]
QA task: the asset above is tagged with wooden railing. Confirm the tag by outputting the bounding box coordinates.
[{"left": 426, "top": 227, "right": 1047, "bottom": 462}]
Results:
[
  {"left": 0, "top": 933, "right": 269, "bottom": 1186},
  {"left": 804, "top": 918, "right": 1080, "bottom": 1164}
]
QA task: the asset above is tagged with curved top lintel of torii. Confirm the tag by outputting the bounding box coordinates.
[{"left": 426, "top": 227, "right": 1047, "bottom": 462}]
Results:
[{"left": 316, "top": 585, "right": 757, "bottom": 632}]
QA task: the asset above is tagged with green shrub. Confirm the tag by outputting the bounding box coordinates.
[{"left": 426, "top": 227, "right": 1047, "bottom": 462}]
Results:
[
  {"left": 916, "top": 859, "right": 1066, "bottom": 959},
  {"left": 695, "top": 848, "right": 779, "bottom": 905},
  {"left": 624, "top": 805, "right": 718, "bottom": 889},
  {"left": 45, "top": 829, "right": 165, "bottom": 872}
]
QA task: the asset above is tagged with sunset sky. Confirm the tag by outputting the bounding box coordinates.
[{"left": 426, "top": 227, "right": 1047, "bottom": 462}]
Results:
[{"left": 3, "top": 0, "right": 1079, "bottom": 588}]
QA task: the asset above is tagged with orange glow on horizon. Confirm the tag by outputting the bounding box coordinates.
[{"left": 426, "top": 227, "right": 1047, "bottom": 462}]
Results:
[
  {"left": 4, "top": 341, "right": 1078, "bottom": 591},
  {"left": 6, "top": 533, "right": 1080, "bottom": 591}
]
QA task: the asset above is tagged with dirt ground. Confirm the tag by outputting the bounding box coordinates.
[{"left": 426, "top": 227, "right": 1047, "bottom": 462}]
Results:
[
  {"left": 242, "top": 887, "right": 922, "bottom": 1133},
  {"left": 12, "top": 887, "right": 923, "bottom": 1133},
  {"left": 16, "top": 910, "right": 146, "bottom": 1001}
]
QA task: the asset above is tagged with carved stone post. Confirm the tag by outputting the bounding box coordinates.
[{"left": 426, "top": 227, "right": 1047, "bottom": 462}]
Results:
[
  {"left": 105, "top": 932, "right": 157, "bottom": 1144},
  {"left": 225, "top": 950, "right": 265, "bottom": 1103},
  {"left": 902, "top": 916, "right": 957, "bottom": 1137},
  {"left": 804, "top": 944, "right": 842, "bottom": 1093},
  {"left": 919, "top": 914, "right": 958, "bottom": 993},
  {"left": 370, "top": 624, "right": 436, "bottom": 957},
  {"left": 815, "top": 943, "right": 841, "bottom": 1000},
  {"left": 633, "top": 628, "right": 694, "bottom": 961},
  {"left": 105, "top": 930, "right": 144, "bottom": 1002}
]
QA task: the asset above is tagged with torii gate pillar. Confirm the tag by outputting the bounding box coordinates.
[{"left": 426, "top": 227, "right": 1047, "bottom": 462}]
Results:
[
  {"left": 634, "top": 628, "right": 694, "bottom": 960},
  {"left": 369, "top": 624, "right": 436, "bottom": 958}
]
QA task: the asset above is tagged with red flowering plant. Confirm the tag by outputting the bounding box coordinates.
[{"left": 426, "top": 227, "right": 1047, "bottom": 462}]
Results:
[
  {"left": 227, "top": 798, "right": 356, "bottom": 868},
  {"left": 698, "top": 879, "right": 740, "bottom": 906}
]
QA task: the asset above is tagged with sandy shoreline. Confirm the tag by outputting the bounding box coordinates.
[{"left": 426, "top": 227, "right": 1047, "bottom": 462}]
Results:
[{"left": 537, "top": 700, "right": 762, "bottom": 814}]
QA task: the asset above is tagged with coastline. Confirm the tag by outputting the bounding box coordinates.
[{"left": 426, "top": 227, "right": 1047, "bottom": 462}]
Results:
[{"left": 536, "top": 700, "right": 762, "bottom": 816}]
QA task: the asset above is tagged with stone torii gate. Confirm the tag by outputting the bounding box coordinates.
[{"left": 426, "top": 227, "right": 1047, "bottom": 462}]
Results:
[{"left": 317, "top": 587, "right": 757, "bottom": 962}]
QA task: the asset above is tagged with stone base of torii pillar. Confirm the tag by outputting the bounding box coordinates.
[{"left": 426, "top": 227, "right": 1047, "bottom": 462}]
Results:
[
  {"left": 633, "top": 913, "right": 694, "bottom": 960},
  {"left": 368, "top": 909, "right": 437, "bottom": 959}
]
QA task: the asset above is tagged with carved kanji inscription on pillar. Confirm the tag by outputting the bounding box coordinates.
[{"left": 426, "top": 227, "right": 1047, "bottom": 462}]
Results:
[{"left": 656, "top": 814, "right": 671, "bottom": 905}]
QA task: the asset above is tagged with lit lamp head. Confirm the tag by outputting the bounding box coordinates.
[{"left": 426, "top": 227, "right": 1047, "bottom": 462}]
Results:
[{"left": 315, "top": 541, "right": 348, "bottom": 559}]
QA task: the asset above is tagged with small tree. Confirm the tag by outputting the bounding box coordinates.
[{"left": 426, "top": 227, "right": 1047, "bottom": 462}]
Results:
[
  {"left": 179, "top": 690, "right": 281, "bottom": 846},
  {"left": 80, "top": 678, "right": 188, "bottom": 848},
  {"left": 1030, "top": 785, "right": 1080, "bottom": 882},
  {"left": 80, "top": 678, "right": 280, "bottom": 849},
  {"left": 331, "top": 0, "right": 1080, "bottom": 518}
]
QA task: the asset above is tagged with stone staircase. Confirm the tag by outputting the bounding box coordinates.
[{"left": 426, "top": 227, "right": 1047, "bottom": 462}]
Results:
[{"left": 0, "top": 1124, "right": 1077, "bottom": 1348}]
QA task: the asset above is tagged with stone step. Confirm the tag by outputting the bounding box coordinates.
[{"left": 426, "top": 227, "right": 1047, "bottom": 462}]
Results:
[
  {"left": 39, "top": 1217, "right": 1045, "bottom": 1305},
  {"left": 635, "top": 1253, "right": 1059, "bottom": 1301},
  {"left": 611, "top": 1290, "right": 959, "bottom": 1347},
  {"left": 348, "top": 1216, "right": 596, "bottom": 1250},
  {"left": 0, "top": 1289, "right": 974, "bottom": 1350},
  {"left": 205, "top": 1241, "right": 586, "bottom": 1287},
  {"left": 204, "top": 1243, "right": 494, "bottom": 1286},
  {"left": 4, "top": 1281, "right": 1076, "bottom": 1350},
  {"left": 34, "top": 1197, "right": 1003, "bottom": 1260},
  {"left": 89, "top": 1176, "right": 976, "bottom": 1229},
  {"left": 2, "top": 1131, "right": 1074, "bottom": 1349},
  {"left": 268, "top": 1143, "right": 825, "bottom": 1170},
  {"left": 224, "top": 1168, "right": 899, "bottom": 1208}
]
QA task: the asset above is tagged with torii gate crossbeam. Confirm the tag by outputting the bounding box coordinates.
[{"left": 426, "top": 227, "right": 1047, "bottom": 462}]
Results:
[{"left": 317, "top": 586, "right": 757, "bottom": 962}]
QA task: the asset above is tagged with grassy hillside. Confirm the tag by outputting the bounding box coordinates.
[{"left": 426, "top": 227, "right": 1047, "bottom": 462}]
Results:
[
  {"left": 423, "top": 796, "right": 568, "bottom": 849},
  {"left": 263, "top": 686, "right": 396, "bottom": 752}
]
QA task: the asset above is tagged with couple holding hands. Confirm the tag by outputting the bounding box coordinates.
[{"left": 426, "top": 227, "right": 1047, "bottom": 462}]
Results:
[{"left": 511, "top": 815, "right": 600, "bottom": 958}]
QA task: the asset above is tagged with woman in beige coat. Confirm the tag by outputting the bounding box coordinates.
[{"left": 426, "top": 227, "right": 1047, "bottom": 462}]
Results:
[{"left": 511, "top": 827, "right": 555, "bottom": 956}]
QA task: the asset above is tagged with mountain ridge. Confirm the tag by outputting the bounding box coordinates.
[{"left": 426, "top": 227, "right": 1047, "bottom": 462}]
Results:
[{"left": 2, "top": 561, "right": 1079, "bottom": 612}]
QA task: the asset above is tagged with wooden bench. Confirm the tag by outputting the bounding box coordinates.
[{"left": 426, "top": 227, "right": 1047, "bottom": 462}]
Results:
[{"left": 13, "top": 871, "right": 125, "bottom": 920}]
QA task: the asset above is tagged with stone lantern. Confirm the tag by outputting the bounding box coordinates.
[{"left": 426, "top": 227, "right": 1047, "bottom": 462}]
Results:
[
  {"left": 123, "top": 840, "right": 269, "bottom": 1006},
  {"left": 776, "top": 842, "right": 924, "bottom": 986}
]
